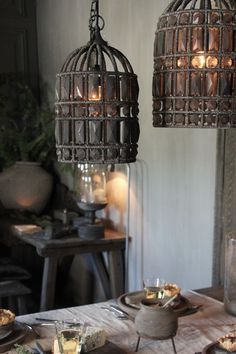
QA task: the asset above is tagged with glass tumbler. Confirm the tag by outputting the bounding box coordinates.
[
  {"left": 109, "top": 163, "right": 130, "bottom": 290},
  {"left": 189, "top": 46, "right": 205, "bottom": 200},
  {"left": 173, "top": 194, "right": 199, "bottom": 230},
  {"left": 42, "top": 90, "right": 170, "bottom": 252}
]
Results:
[
  {"left": 224, "top": 232, "right": 236, "bottom": 316},
  {"left": 143, "top": 277, "right": 165, "bottom": 299},
  {"left": 55, "top": 321, "right": 86, "bottom": 354}
]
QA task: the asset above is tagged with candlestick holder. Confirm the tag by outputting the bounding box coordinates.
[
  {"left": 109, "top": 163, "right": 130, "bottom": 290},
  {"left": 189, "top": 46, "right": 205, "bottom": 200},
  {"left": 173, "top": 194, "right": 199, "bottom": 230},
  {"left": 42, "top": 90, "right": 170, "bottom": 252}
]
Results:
[{"left": 73, "top": 164, "right": 107, "bottom": 239}]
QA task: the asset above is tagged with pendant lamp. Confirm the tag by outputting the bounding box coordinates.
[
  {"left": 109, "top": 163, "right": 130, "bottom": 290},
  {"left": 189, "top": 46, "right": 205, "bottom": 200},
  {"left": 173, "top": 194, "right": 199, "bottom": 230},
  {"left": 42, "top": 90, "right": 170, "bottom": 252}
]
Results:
[
  {"left": 55, "top": 0, "right": 140, "bottom": 163},
  {"left": 153, "top": 0, "right": 236, "bottom": 128}
]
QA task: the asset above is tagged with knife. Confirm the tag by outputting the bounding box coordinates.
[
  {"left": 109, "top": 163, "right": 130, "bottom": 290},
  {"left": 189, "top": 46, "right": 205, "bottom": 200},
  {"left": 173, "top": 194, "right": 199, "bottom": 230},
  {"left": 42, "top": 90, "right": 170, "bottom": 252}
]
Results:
[
  {"left": 35, "top": 318, "right": 81, "bottom": 325},
  {"left": 109, "top": 304, "right": 130, "bottom": 317}
]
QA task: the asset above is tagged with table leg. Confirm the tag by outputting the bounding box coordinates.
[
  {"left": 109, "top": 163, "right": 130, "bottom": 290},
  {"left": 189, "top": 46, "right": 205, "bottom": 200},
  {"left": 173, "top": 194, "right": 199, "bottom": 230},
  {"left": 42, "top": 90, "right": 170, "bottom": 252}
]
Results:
[
  {"left": 92, "top": 253, "right": 111, "bottom": 299},
  {"left": 40, "top": 256, "right": 58, "bottom": 312},
  {"left": 108, "top": 250, "right": 124, "bottom": 298}
]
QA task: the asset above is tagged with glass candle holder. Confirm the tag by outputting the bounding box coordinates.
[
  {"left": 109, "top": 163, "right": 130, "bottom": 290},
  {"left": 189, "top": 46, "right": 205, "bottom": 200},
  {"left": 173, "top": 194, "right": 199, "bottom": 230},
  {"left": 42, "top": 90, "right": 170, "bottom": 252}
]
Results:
[{"left": 224, "top": 232, "right": 236, "bottom": 316}]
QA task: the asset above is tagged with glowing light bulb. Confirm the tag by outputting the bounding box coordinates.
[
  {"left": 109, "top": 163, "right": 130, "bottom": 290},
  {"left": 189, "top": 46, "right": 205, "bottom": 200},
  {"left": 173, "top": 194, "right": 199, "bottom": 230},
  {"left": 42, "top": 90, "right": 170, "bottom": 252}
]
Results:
[
  {"left": 192, "top": 55, "right": 205, "bottom": 69},
  {"left": 206, "top": 56, "right": 218, "bottom": 68},
  {"left": 222, "top": 57, "right": 233, "bottom": 68}
]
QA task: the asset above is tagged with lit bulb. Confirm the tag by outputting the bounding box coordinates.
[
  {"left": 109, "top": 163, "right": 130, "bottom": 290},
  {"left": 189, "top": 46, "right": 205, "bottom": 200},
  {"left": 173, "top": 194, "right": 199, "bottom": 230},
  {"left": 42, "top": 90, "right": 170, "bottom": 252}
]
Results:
[
  {"left": 192, "top": 55, "right": 205, "bottom": 69},
  {"left": 206, "top": 56, "right": 218, "bottom": 68},
  {"left": 222, "top": 57, "right": 233, "bottom": 68}
]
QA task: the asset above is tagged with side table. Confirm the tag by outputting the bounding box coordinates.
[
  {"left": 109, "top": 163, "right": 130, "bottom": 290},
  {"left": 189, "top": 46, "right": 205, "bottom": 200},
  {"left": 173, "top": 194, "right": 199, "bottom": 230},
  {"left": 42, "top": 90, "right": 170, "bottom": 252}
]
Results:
[{"left": 11, "top": 228, "right": 126, "bottom": 311}]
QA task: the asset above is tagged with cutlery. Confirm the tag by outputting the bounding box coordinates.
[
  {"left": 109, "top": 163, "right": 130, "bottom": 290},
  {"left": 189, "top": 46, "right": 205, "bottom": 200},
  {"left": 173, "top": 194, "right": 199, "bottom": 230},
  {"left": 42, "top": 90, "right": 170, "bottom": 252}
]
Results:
[
  {"left": 109, "top": 304, "right": 130, "bottom": 317},
  {"left": 35, "top": 318, "right": 81, "bottom": 325},
  {"left": 100, "top": 306, "right": 128, "bottom": 320}
]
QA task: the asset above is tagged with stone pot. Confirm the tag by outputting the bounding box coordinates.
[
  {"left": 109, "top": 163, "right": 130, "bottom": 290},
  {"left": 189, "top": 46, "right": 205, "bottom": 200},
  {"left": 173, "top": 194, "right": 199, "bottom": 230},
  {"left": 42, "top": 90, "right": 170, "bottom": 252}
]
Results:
[
  {"left": 134, "top": 298, "right": 178, "bottom": 340},
  {"left": 0, "top": 161, "right": 53, "bottom": 214}
]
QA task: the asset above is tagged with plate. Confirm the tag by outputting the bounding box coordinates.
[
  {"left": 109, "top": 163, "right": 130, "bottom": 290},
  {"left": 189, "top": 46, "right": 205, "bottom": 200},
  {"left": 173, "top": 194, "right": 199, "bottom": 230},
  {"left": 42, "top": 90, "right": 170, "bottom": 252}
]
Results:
[
  {"left": 0, "top": 321, "right": 29, "bottom": 353},
  {"left": 117, "top": 290, "right": 191, "bottom": 319},
  {"left": 202, "top": 341, "right": 236, "bottom": 353},
  {"left": 0, "top": 328, "right": 13, "bottom": 341}
]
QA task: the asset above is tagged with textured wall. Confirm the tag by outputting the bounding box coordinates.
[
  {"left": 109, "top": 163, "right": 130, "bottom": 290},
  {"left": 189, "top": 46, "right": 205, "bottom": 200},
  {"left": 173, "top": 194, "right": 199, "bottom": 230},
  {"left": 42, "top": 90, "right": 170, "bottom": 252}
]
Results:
[{"left": 36, "top": 0, "right": 217, "bottom": 291}]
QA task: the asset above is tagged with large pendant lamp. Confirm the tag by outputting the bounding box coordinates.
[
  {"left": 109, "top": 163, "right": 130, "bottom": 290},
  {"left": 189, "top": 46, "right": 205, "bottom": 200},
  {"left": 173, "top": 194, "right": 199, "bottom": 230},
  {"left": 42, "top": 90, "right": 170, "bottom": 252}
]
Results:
[
  {"left": 55, "top": 0, "right": 140, "bottom": 163},
  {"left": 153, "top": 0, "right": 236, "bottom": 128}
]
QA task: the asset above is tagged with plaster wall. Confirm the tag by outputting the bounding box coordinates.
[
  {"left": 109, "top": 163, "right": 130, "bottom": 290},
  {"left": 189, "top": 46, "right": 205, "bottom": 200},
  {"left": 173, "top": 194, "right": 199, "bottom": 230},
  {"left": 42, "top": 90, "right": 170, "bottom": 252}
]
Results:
[{"left": 36, "top": 0, "right": 217, "bottom": 292}]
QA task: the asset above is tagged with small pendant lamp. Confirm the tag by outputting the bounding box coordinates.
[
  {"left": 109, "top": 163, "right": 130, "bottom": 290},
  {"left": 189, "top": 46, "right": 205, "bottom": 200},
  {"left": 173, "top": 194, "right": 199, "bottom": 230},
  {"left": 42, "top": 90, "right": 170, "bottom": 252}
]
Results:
[
  {"left": 55, "top": 0, "right": 140, "bottom": 163},
  {"left": 153, "top": 0, "right": 236, "bottom": 128}
]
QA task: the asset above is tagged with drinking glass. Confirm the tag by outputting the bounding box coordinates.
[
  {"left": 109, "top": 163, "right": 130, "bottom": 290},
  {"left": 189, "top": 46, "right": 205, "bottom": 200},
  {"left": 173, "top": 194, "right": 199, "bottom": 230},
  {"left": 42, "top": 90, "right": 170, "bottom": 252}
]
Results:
[
  {"left": 55, "top": 321, "right": 86, "bottom": 354},
  {"left": 224, "top": 232, "right": 236, "bottom": 316},
  {"left": 143, "top": 277, "right": 165, "bottom": 299}
]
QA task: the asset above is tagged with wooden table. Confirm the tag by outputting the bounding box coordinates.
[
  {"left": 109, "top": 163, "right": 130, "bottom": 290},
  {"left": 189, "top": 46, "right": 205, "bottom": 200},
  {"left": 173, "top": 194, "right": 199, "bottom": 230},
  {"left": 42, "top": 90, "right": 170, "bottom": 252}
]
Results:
[
  {"left": 6, "top": 290, "right": 236, "bottom": 354},
  {"left": 11, "top": 228, "right": 126, "bottom": 312},
  {"left": 195, "top": 285, "right": 224, "bottom": 302}
]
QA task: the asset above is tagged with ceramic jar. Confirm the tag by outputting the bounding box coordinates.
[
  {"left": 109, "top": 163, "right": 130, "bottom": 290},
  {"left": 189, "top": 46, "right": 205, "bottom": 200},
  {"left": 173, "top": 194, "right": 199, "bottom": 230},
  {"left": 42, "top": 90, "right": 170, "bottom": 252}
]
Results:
[
  {"left": 134, "top": 299, "right": 178, "bottom": 340},
  {"left": 0, "top": 161, "right": 53, "bottom": 214}
]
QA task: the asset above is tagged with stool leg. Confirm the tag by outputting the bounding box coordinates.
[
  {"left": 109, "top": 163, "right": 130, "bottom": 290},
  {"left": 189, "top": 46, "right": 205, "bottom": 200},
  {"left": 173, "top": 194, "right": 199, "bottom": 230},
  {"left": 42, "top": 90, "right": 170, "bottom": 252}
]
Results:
[
  {"left": 171, "top": 337, "right": 177, "bottom": 354},
  {"left": 135, "top": 335, "right": 141, "bottom": 352}
]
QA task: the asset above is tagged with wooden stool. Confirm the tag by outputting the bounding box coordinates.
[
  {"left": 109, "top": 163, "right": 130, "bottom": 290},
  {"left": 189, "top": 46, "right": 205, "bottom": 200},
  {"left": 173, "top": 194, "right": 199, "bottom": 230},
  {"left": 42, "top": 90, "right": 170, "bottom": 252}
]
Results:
[{"left": 0, "top": 280, "right": 32, "bottom": 315}]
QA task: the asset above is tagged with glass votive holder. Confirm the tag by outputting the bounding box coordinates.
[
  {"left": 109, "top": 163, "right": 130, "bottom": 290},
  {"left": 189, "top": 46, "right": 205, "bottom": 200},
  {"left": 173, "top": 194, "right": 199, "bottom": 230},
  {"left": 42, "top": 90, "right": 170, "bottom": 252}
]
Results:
[
  {"left": 224, "top": 232, "right": 236, "bottom": 316},
  {"left": 143, "top": 277, "right": 165, "bottom": 299},
  {"left": 54, "top": 320, "right": 86, "bottom": 354}
]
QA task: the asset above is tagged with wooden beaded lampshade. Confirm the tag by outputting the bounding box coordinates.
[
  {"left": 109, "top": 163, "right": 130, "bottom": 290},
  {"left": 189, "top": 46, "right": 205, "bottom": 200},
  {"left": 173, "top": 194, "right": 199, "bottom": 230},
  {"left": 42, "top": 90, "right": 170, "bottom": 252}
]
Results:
[
  {"left": 55, "top": 0, "right": 139, "bottom": 163},
  {"left": 153, "top": 0, "right": 236, "bottom": 128}
]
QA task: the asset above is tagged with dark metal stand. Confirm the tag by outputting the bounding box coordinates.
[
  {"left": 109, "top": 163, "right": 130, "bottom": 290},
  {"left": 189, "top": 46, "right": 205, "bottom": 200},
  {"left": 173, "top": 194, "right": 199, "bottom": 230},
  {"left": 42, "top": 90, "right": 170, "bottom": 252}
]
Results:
[
  {"left": 135, "top": 335, "right": 177, "bottom": 353},
  {"left": 75, "top": 202, "right": 107, "bottom": 239}
]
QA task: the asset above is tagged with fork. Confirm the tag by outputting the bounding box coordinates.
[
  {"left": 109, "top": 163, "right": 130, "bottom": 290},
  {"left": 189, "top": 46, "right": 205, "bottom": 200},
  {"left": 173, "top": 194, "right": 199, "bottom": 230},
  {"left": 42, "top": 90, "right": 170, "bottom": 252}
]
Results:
[{"left": 100, "top": 306, "right": 129, "bottom": 320}]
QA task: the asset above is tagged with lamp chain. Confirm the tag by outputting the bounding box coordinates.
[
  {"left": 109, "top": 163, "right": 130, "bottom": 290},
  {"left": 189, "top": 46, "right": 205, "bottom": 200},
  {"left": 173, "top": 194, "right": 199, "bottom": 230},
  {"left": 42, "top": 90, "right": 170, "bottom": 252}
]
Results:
[{"left": 89, "top": 0, "right": 105, "bottom": 40}]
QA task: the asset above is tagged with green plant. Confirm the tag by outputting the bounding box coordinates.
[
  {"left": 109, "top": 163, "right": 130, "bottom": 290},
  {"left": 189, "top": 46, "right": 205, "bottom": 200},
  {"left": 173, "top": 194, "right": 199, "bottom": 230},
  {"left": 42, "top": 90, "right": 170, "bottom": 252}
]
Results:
[
  {"left": 0, "top": 76, "right": 55, "bottom": 170},
  {"left": 14, "top": 344, "right": 32, "bottom": 354}
]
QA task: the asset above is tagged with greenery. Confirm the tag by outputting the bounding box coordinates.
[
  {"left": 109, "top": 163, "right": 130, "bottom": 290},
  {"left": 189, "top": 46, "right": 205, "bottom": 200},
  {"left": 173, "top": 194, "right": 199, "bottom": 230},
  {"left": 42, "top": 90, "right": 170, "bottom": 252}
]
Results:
[
  {"left": 14, "top": 344, "right": 32, "bottom": 354},
  {"left": 0, "top": 76, "right": 55, "bottom": 170}
]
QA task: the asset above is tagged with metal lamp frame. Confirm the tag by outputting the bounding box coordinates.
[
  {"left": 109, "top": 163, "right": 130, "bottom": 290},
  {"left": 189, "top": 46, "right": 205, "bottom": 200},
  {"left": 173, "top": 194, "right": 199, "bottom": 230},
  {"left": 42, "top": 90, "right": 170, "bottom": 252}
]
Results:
[
  {"left": 55, "top": 0, "right": 140, "bottom": 163},
  {"left": 153, "top": 0, "right": 236, "bottom": 128}
]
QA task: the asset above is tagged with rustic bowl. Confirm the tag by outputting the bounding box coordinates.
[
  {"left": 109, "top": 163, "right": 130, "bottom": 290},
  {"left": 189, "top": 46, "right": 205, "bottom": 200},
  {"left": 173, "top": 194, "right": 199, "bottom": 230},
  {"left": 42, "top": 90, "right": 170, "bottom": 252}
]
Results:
[{"left": 134, "top": 298, "right": 178, "bottom": 340}]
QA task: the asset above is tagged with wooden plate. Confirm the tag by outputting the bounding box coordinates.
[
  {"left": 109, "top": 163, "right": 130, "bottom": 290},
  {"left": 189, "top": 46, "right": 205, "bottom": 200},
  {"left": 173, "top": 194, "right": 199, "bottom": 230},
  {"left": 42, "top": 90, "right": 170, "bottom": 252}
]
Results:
[
  {"left": 0, "top": 321, "right": 29, "bottom": 353},
  {"left": 202, "top": 341, "right": 236, "bottom": 353},
  {"left": 117, "top": 290, "right": 190, "bottom": 319}
]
